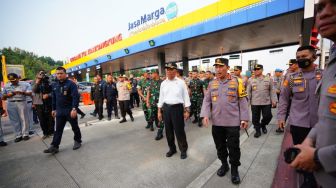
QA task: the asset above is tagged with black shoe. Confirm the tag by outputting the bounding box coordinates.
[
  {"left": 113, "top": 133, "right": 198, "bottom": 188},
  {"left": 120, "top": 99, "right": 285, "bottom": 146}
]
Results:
[
  {"left": 150, "top": 125, "right": 154, "bottom": 131},
  {"left": 44, "top": 146, "right": 59, "bottom": 154},
  {"left": 80, "top": 114, "right": 86, "bottom": 119},
  {"left": 0, "top": 141, "right": 7, "bottom": 147},
  {"left": 108, "top": 117, "right": 112, "bottom": 121},
  {"left": 180, "top": 151, "right": 187, "bottom": 159},
  {"left": 119, "top": 119, "right": 127, "bottom": 123},
  {"left": 155, "top": 132, "right": 163, "bottom": 140},
  {"left": 14, "top": 137, "right": 22, "bottom": 143},
  {"left": 254, "top": 130, "right": 261, "bottom": 138},
  {"left": 73, "top": 141, "right": 81, "bottom": 150},
  {"left": 130, "top": 116, "right": 134, "bottom": 122},
  {"left": 98, "top": 115, "right": 104, "bottom": 120},
  {"left": 262, "top": 126, "right": 267, "bottom": 134},
  {"left": 192, "top": 119, "right": 198, "bottom": 124},
  {"left": 166, "top": 150, "right": 177, "bottom": 157},
  {"left": 90, "top": 113, "right": 97, "bottom": 117},
  {"left": 217, "top": 164, "right": 230, "bottom": 177},
  {"left": 115, "top": 116, "right": 120, "bottom": 119},
  {"left": 23, "top": 136, "right": 30, "bottom": 141},
  {"left": 29, "top": 131, "right": 35, "bottom": 135},
  {"left": 231, "top": 167, "right": 241, "bottom": 184},
  {"left": 275, "top": 128, "right": 284, "bottom": 133},
  {"left": 145, "top": 124, "right": 150, "bottom": 129},
  {"left": 198, "top": 121, "right": 203, "bottom": 127}
]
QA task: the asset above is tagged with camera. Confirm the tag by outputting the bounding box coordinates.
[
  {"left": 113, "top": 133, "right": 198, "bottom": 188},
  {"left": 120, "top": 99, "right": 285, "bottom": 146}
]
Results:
[{"left": 284, "top": 147, "right": 301, "bottom": 164}]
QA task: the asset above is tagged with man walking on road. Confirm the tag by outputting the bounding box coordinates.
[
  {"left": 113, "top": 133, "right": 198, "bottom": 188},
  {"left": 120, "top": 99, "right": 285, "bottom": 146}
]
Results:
[
  {"left": 158, "top": 63, "right": 191, "bottom": 159},
  {"left": 201, "top": 58, "right": 249, "bottom": 184}
]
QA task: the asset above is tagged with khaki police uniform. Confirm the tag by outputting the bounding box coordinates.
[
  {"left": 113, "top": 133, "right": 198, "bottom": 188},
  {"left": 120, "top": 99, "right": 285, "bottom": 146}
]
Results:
[
  {"left": 307, "top": 45, "right": 336, "bottom": 188},
  {"left": 247, "top": 64, "right": 277, "bottom": 136}
]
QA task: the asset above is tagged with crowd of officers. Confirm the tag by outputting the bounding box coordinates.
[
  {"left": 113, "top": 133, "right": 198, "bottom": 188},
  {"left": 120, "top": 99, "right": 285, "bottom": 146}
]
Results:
[{"left": 0, "top": 1, "right": 335, "bottom": 186}]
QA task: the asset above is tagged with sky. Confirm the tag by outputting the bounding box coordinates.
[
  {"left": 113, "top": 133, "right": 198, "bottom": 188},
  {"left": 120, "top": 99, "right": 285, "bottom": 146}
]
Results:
[{"left": 0, "top": 0, "right": 217, "bottom": 61}]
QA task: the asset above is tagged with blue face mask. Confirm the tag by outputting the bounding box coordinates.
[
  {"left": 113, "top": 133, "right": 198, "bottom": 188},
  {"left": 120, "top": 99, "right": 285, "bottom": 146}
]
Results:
[{"left": 297, "top": 58, "right": 312, "bottom": 68}]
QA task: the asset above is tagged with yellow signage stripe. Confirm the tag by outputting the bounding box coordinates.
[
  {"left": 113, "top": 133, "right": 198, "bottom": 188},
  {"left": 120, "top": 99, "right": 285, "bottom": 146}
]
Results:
[{"left": 52, "top": 0, "right": 264, "bottom": 74}]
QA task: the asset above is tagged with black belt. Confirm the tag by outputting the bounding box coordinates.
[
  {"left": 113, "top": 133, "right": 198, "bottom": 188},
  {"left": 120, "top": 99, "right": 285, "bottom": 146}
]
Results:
[
  {"left": 9, "top": 100, "right": 24, "bottom": 102},
  {"left": 163, "top": 103, "right": 183, "bottom": 107},
  {"left": 27, "top": 101, "right": 32, "bottom": 103}
]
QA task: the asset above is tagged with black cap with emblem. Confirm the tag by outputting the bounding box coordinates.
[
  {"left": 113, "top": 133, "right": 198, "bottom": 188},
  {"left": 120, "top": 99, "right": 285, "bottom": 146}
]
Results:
[
  {"left": 234, "top": 66, "right": 242, "bottom": 71},
  {"left": 213, "top": 58, "right": 229, "bottom": 66},
  {"left": 254, "top": 64, "right": 263, "bottom": 70},
  {"left": 165, "top": 62, "right": 177, "bottom": 69},
  {"left": 7, "top": 73, "right": 19, "bottom": 81},
  {"left": 287, "top": 59, "right": 297, "bottom": 65}
]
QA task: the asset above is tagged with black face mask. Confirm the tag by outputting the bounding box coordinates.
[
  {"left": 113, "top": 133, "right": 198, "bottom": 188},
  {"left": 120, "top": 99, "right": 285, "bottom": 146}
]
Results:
[{"left": 297, "top": 58, "right": 312, "bottom": 68}]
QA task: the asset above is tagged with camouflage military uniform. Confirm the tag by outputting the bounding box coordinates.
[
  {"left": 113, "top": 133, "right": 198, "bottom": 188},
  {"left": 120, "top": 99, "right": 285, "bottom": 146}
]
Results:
[
  {"left": 147, "top": 78, "right": 164, "bottom": 139},
  {"left": 189, "top": 78, "right": 204, "bottom": 126},
  {"left": 137, "top": 78, "right": 151, "bottom": 124},
  {"left": 203, "top": 78, "right": 213, "bottom": 93}
]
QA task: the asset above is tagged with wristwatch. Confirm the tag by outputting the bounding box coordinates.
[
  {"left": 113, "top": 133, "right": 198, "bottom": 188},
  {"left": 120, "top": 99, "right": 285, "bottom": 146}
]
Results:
[
  {"left": 184, "top": 107, "right": 190, "bottom": 113},
  {"left": 314, "top": 148, "right": 322, "bottom": 168}
]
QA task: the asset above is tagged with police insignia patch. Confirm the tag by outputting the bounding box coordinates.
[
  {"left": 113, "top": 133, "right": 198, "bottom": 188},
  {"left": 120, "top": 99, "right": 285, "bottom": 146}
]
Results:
[
  {"left": 212, "top": 96, "right": 217, "bottom": 102},
  {"left": 327, "top": 85, "right": 336, "bottom": 94},
  {"left": 283, "top": 80, "right": 289, "bottom": 87},
  {"left": 329, "top": 102, "right": 336, "bottom": 115}
]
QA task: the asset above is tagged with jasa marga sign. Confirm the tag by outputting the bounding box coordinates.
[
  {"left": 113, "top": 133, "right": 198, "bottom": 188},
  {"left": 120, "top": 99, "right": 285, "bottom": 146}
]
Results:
[{"left": 128, "top": 2, "right": 178, "bottom": 35}]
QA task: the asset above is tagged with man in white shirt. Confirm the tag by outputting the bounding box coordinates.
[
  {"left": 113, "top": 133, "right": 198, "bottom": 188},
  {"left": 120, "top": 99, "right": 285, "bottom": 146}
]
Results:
[{"left": 158, "top": 63, "right": 191, "bottom": 159}]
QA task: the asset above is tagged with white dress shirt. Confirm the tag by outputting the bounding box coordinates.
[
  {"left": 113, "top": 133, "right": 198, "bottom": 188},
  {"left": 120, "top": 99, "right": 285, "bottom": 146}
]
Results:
[{"left": 158, "top": 77, "right": 191, "bottom": 108}]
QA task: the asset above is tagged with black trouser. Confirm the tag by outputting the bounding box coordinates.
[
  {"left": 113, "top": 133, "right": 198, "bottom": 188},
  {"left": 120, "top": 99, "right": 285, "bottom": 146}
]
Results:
[
  {"left": 119, "top": 100, "right": 132, "bottom": 119},
  {"left": 77, "top": 108, "right": 85, "bottom": 116},
  {"left": 94, "top": 98, "right": 104, "bottom": 118},
  {"left": 130, "top": 92, "right": 140, "bottom": 107},
  {"left": 251, "top": 104, "right": 273, "bottom": 131},
  {"left": 212, "top": 126, "right": 241, "bottom": 167},
  {"left": 290, "top": 125, "right": 317, "bottom": 186},
  {"left": 51, "top": 113, "right": 82, "bottom": 148},
  {"left": 33, "top": 108, "right": 39, "bottom": 123},
  {"left": 163, "top": 103, "right": 188, "bottom": 152},
  {"left": 35, "top": 104, "right": 54, "bottom": 136},
  {"left": 106, "top": 99, "right": 118, "bottom": 117}
]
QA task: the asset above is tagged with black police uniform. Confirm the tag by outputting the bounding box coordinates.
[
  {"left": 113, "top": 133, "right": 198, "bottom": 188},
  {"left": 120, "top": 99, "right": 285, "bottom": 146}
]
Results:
[
  {"left": 51, "top": 78, "right": 82, "bottom": 148},
  {"left": 91, "top": 80, "right": 105, "bottom": 119},
  {"left": 103, "top": 82, "right": 119, "bottom": 119}
]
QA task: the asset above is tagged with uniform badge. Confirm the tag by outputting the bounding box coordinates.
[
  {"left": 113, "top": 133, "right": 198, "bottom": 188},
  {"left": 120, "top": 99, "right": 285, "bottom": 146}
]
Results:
[
  {"left": 212, "top": 96, "right": 217, "bottom": 102},
  {"left": 327, "top": 85, "right": 336, "bottom": 94},
  {"left": 329, "top": 102, "right": 336, "bottom": 115},
  {"left": 252, "top": 85, "right": 257, "bottom": 91},
  {"left": 298, "top": 87, "right": 305, "bottom": 92},
  {"left": 283, "top": 80, "right": 289, "bottom": 87}
]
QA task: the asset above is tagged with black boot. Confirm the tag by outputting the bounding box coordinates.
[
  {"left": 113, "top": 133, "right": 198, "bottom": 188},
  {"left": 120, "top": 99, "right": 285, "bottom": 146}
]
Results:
[
  {"left": 217, "top": 163, "right": 230, "bottom": 177},
  {"left": 261, "top": 126, "right": 267, "bottom": 134},
  {"left": 231, "top": 166, "right": 241, "bottom": 184},
  {"left": 145, "top": 124, "right": 150, "bottom": 129},
  {"left": 130, "top": 115, "right": 134, "bottom": 122},
  {"left": 119, "top": 118, "right": 127, "bottom": 123},
  {"left": 150, "top": 124, "right": 154, "bottom": 131},
  {"left": 155, "top": 129, "right": 163, "bottom": 140},
  {"left": 254, "top": 129, "right": 261, "bottom": 138}
]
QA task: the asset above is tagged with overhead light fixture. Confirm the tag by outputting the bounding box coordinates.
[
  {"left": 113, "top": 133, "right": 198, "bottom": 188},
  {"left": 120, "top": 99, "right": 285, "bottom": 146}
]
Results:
[
  {"left": 124, "top": 49, "right": 130, "bottom": 54},
  {"left": 149, "top": 40, "right": 155, "bottom": 47}
]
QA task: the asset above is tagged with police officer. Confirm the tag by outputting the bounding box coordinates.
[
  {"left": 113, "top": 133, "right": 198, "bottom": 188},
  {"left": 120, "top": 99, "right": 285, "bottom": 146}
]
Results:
[
  {"left": 158, "top": 62, "right": 191, "bottom": 159},
  {"left": 233, "top": 66, "right": 248, "bottom": 89},
  {"left": 290, "top": 1, "right": 336, "bottom": 187},
  {"left": 273, "top": 68, "right": 284, "bottom": 101},
  {"left": 104, "top": 74, "right": 120, "bottom": 121},
  {"left": 44, "top": 67, "right": 82, "bottom": 154},
  {"left": 137, "top": 71, "right": 151, "bottom": 129},
  {"left": 91, "top": 76, "right": 105, "bottom": 120},
  {"left": 146, "top": 70, "right": 164, "bottom": 140},
  {"left": 117, "top": 75, "right": 134, "bottom": 123},
  {"left": 201, "top": 58, "right": 249, "bottom": 184},
  {"left": 2, "top": 73, "right": 32, "bottom": 142},
  {"left": 129, "top": 74, "right": 140, "bottom": 108},
  {"left": 278, "top": 45, "right": 321, "bottom": 187},
  {"left": 247, "top": 64, "right": 277, "bottom": 138},
  {"left": 189, "top": 70, "right": 205, "bottom": 127},
  {"left": 32, "top": 72, "right": 54, "bottom": 139}
]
